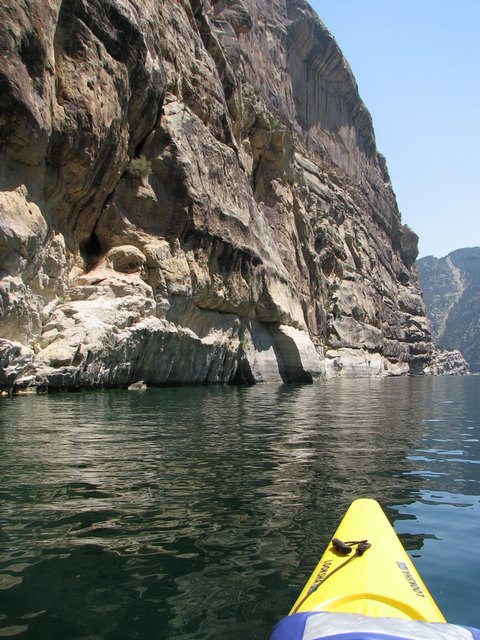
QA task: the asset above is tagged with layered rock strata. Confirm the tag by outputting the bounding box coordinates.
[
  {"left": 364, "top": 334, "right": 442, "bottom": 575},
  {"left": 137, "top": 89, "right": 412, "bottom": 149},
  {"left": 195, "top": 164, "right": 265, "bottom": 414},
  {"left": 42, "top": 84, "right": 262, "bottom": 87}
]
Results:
[{"left": 0, "top": 0, "right": 445, "bottom": 390}]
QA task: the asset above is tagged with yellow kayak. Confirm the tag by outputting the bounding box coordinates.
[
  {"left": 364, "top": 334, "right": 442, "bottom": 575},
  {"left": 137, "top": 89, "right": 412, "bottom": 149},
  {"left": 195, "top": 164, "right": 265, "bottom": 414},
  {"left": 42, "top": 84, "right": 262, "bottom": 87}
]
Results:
[
  {"left": 270, "top": 499, "right": 480, "bottom": 640},
  {"left": 291, "top": 498, "right": 444, "bottom": 621}
]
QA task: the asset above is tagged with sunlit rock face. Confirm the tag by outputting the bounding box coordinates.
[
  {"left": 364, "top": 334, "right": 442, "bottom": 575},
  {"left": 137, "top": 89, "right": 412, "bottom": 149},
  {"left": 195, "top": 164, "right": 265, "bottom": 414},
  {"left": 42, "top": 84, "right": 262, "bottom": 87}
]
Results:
[
  {"left": 418, "top": 248, "right": 480, "bottom": 373},
  {"left": 0, "top": 0, "right": 449, "bottom": 390}
]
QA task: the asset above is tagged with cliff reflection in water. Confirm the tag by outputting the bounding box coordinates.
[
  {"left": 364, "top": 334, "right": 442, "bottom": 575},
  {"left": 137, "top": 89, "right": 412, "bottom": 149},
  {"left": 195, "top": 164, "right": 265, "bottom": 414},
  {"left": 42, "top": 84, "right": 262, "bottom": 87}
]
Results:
[{"left": 0, "top": 377, "right": 479, "bottom": 639}]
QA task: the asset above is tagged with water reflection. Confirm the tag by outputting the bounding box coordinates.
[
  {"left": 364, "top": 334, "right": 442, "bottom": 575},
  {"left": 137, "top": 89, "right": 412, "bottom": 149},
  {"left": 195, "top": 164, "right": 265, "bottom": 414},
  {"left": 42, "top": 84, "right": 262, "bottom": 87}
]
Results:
[{"left": 0, "top": 377, "right": 479, "bottom": 638}]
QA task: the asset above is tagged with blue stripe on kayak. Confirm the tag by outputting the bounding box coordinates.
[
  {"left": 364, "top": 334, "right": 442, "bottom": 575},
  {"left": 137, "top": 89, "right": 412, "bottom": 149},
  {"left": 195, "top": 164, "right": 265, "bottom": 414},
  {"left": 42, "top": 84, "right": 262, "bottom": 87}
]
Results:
[
  {"left": 269, "top": 613, "right": 480, "bottom": 640},
  {"left": 270, "top": 613, "right": 308, "bottom": 640},
  {"left": 270, "top": 625, "right": 426, "bottom": 640}
]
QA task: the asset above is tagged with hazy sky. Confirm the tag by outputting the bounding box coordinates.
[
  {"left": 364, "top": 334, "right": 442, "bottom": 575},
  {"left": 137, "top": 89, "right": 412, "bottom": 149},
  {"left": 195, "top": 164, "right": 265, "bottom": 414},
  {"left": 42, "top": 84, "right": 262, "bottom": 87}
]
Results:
[{"left": 308, "top": 0, "right": 480, "bottom": 258}]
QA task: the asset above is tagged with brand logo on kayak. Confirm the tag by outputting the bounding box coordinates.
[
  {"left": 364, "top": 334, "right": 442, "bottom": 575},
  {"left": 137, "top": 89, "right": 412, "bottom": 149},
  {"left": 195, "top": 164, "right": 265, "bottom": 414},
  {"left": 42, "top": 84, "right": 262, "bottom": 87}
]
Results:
[
  {"left": 396, "top": 562, "right": 425, "bottom": 598},
  {"left": 312, "top": 560, "right": 333, "bottom": 587}
]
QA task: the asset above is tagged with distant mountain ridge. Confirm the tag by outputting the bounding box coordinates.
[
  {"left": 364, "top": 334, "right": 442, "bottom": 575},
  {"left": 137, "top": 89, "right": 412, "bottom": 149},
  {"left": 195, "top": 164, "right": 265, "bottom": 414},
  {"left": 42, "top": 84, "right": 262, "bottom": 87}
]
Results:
[{"left": 417, "top": 247, "right": 480, "bottom": 372}]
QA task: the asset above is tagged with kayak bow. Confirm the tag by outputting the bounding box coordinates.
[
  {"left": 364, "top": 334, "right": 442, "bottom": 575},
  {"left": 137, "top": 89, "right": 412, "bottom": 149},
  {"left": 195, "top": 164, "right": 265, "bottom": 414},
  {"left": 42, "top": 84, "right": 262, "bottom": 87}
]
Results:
[{"left": 270, "top": 498, "right": 480, "bottom": 640}]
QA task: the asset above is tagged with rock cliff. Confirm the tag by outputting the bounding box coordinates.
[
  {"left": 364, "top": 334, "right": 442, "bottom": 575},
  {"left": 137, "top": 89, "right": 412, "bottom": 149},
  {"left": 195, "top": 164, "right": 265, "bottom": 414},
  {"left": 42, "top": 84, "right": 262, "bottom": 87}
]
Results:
[
  {"left": 418, "top": 248, "right": 480, "bottom": 373},
  {"left": 0, "top": 0, "right": 445, "bottom": 390}
]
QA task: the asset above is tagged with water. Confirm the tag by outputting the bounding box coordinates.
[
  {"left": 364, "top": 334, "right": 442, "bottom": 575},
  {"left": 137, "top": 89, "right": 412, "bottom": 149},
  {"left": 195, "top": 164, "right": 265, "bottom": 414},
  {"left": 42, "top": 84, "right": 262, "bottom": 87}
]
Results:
[{"left": 0, "top": 377, "right": 479, "bottom": 639}]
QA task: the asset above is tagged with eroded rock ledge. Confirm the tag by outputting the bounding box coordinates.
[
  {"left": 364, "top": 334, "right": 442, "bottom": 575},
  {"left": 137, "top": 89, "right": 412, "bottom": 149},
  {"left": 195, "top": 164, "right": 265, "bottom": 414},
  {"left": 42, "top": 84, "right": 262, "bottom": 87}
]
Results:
[{"left": 0, "top": 0, "right": 464, "bottom": 390}]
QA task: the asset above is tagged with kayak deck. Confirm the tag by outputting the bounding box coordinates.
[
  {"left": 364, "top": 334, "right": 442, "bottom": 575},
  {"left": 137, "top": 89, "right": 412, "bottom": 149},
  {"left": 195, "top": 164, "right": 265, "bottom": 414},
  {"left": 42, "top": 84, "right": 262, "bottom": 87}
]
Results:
[{"left": 290, "top": 498, "right": 445, "bottom": 622}]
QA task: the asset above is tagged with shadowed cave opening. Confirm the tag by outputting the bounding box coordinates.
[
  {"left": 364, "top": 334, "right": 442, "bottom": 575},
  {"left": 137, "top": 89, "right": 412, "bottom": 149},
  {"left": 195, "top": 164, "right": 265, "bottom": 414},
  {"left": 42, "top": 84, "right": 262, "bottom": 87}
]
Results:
[{"left": 80, "top": 230, "right": 103, "bottom": 270}]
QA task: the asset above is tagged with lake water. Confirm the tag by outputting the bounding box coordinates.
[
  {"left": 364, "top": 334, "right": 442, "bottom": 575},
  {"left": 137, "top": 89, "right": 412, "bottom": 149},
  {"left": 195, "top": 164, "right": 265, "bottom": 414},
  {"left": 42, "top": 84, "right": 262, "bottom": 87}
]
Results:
[{"left": 1, "top": 376, "right": 479, "bottom": 639}]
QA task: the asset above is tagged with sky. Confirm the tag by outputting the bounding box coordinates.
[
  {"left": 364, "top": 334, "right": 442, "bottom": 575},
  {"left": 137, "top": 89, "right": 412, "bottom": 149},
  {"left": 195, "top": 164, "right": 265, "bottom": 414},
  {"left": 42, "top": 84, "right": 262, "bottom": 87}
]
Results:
[{"left": 308, "top": 0, "right": 480, "bottom": 258}]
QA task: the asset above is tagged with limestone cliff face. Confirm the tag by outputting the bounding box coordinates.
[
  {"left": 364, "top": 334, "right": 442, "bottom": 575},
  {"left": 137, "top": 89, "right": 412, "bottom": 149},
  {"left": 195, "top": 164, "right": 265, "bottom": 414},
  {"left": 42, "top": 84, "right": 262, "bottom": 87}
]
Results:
[{"left": 0, "top": 0, "right": 439, "bottom": 389}]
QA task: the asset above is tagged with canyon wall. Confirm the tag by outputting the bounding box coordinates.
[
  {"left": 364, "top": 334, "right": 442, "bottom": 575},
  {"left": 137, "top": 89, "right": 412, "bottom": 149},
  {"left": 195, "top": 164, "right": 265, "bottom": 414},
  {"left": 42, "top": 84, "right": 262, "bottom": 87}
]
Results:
[
  {"left": 0, "top": 0, "right": 449, "bottom": 390},
  {"left": 418, "top": 248, "right": 480, "bottom": 373}
]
